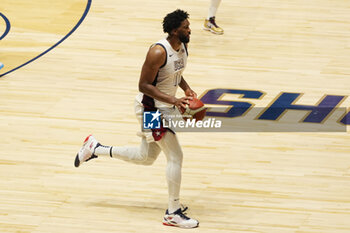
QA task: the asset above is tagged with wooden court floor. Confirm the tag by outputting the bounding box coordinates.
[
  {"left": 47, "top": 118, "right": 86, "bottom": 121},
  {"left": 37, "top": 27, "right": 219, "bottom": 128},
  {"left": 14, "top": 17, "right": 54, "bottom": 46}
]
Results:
[{"left": 1, "top": 0, "right": 350, "bottom": 232}]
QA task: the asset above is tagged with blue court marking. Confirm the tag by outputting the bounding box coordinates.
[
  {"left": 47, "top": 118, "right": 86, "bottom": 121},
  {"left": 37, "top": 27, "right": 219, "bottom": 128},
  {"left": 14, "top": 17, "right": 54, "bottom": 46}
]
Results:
[
  {"left": 0, "top": 12, "right": 11, "bottom": 40},
  {"left": 0, "top": 0, "right": 92, "bottom": 78}
]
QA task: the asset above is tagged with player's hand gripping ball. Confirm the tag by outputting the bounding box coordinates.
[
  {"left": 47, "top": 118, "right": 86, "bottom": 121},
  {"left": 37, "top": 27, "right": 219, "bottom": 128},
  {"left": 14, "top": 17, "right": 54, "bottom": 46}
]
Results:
[{"left": 179, "top": 97, "right": 207, "bottom": 121}]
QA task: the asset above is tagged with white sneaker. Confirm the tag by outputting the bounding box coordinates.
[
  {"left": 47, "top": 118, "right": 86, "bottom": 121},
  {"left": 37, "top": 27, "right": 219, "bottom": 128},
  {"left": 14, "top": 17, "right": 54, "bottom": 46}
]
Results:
[
  {"left": 162, "top": 208, "right": 199, "bottom": 228},
  {"left": 74, "top": 135, "right": 98, "bottom": 167}
]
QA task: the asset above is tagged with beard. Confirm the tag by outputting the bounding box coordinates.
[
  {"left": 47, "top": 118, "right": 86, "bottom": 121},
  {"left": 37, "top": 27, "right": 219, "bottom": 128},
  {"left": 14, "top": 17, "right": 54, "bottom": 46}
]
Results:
[{"left": 179, "top": 34, "right": 190, "bottom": 43}]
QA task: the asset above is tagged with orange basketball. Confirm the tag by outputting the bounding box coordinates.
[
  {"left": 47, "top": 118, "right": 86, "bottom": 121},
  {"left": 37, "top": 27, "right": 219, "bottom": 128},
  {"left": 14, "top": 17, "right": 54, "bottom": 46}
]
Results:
[{"left": 179, "top": 97, "right": 207, "bottom": 121}]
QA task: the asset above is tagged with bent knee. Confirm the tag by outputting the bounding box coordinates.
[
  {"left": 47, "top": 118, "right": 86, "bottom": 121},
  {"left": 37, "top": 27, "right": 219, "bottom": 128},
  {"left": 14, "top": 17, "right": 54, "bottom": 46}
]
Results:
[
  {"left": 142, "top": 159, "right": 156, "bottom": 166},
  {"left": 138, "top": 152, "right": 157, "bottom": 166},
  {"left": 169, "top": 151, "right": 183, "bottom": 163}
]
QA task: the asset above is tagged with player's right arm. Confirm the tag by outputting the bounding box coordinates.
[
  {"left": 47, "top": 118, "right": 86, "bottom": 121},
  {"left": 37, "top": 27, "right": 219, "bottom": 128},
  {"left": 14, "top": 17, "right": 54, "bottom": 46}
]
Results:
[{"left": 138, "top": 45, "right": 191, "bottom": 109}]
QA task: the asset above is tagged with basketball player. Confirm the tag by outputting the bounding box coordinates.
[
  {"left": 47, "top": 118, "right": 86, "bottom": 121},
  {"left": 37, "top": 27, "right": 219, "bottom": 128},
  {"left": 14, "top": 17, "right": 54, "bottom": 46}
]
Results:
[
  {"left": 204, "top": 0, "right": 224, "bottom": 35},
  {"left": 74, "top": 9, "right": 199, "bottom": 228}
]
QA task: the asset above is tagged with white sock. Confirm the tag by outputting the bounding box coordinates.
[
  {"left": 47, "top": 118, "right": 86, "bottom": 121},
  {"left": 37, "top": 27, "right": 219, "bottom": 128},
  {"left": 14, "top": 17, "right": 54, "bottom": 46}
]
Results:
[
  {"left": 94, "top": 138, "right": 161, "bottom": 165},
  {"left": 207, "top": 0, "right": 222, "bottom": 19},
  {"left": 94, "top": 144, "right": 143, "bottom": 161},
  {"left": 94, "top": 143, "right": 112, "bottom": 157},
  {"left": 168, "top": 198, "right": 181, "bottom": 214}
]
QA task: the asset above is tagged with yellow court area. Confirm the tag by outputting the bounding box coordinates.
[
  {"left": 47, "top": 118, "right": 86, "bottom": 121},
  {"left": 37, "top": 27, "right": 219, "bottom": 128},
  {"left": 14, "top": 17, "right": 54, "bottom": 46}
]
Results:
[
  {"left": 0, "top": 0, "right": 88, "bottom": 75},
  {"left": 1, "top": 0, "right": 350, "bottom": 232}
]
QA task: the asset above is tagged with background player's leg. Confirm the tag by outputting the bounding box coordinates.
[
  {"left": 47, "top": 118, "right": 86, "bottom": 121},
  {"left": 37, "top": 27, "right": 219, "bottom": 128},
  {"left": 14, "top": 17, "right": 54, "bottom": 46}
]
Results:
[
  {"left": 207, "top": 0, "right": 221, "bottom": 19},
  {"left": 94, "top": 137, "right": 161, "bottom": 165},
  {"left": 204, "top": 0, "right": 224, "bottom": 34},
  {"left": 156, "top": 132, "right": 183, "bottom": 213}
]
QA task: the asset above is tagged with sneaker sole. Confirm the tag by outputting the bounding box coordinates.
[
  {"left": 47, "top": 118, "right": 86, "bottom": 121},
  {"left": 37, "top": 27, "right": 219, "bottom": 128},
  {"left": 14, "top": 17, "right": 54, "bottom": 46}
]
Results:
[
  {"left": 203, "top": 27, "right": 224, "bottom": 35},
  {"left": 74, "top": 154, "right": 80, "bottom": 167},
  {"left": 162, "top": 221, "right": 199, "bottom": 228}
]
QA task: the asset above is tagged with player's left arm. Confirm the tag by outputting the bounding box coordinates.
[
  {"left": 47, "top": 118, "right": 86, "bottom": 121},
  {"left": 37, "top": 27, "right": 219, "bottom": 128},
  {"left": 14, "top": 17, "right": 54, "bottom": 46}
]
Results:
[{"left": 179, "top": 76, "right": 197, "bottom": 98}]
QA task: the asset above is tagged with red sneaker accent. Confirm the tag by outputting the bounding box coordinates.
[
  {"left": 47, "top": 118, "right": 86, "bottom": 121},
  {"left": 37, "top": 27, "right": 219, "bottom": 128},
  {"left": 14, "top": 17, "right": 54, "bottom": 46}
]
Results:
[
  {"left": 84, "top": 134, "right": 92, "bottom": 143},
  {"left": 163, "top": 222, "right": 175, "bottom": 227}
]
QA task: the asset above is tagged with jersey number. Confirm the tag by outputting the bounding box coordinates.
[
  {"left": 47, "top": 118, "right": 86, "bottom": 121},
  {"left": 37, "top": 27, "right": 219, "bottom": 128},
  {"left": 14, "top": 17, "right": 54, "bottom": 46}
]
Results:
[{"left": 174, "top": 72, "right": 181, "bottom": 86}]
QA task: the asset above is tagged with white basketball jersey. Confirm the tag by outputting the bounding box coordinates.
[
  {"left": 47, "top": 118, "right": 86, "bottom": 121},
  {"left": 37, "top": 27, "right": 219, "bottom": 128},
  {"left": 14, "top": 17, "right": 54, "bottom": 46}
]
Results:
[{"left": 140, "top": 38, "right": 188, "bottom": 109}]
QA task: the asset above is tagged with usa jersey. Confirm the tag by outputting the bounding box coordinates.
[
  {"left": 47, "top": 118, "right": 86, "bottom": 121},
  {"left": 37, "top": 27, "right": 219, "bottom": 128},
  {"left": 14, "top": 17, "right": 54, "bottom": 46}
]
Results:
[{"left": 141, "top": 38, "right": 188, "bottom": 110}]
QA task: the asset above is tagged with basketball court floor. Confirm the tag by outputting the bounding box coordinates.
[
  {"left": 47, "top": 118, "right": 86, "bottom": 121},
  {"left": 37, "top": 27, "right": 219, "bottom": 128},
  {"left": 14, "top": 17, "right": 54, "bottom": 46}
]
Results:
[{"left": 1, "top": 0, "right": 350, "bottom": 232}]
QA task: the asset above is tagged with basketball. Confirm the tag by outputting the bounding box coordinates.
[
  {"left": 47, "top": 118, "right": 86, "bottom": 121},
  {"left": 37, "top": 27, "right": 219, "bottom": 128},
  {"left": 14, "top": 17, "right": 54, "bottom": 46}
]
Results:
[{"left": 179, "top": 97, "right": 207, "bottom": 121}]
